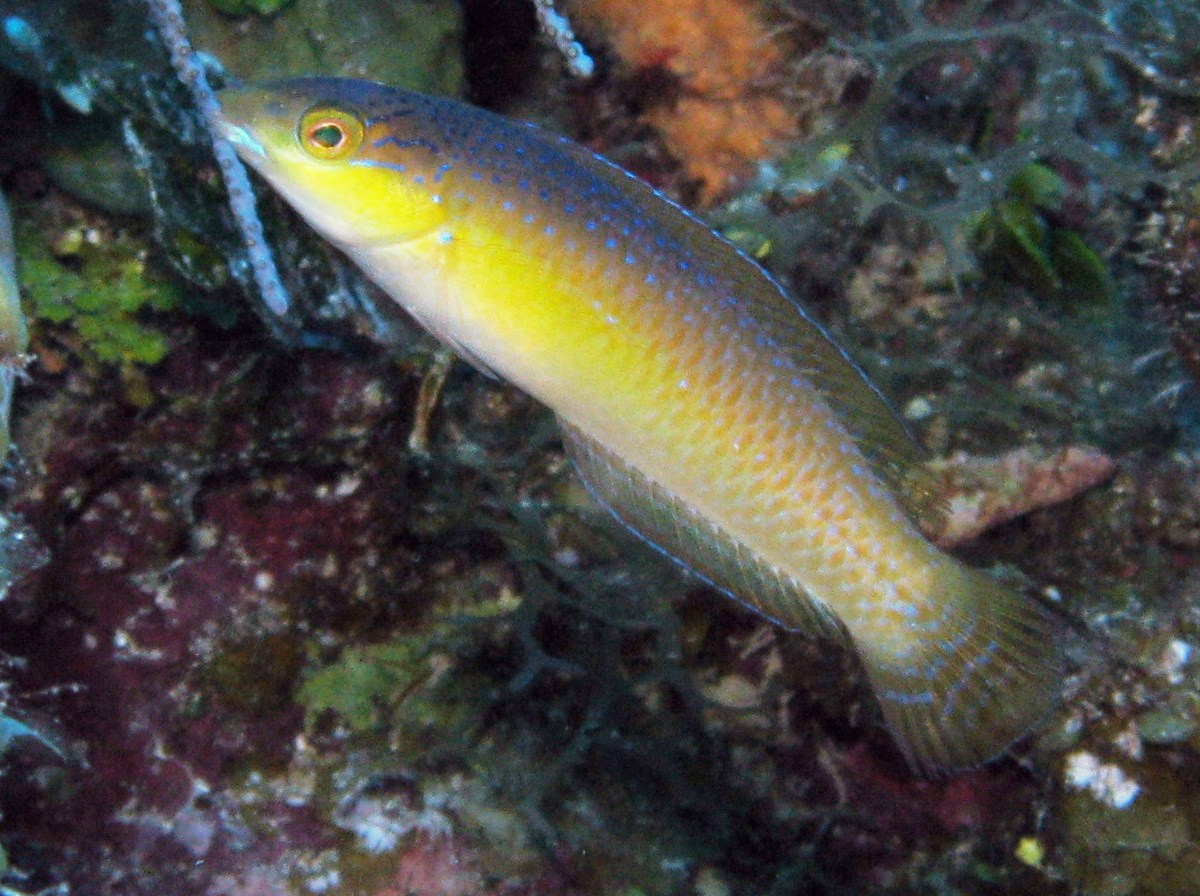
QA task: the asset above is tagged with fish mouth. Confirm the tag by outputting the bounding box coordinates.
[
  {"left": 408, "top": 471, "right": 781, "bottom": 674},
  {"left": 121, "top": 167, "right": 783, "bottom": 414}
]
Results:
[
  {"left": 222, "top": 125, "right": 268, "bottom": 161},
  {"left": 212, "top": 87, "right": 269, "bottom": 159},
  {"left": 211, "top": 114, "right": 267, "bottom": 160}
]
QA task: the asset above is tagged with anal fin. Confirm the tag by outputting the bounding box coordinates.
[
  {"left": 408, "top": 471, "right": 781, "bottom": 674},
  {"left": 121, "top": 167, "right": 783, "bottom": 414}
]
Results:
[{"left": 558, "top": 418, "right": 846, "bottom": 644}]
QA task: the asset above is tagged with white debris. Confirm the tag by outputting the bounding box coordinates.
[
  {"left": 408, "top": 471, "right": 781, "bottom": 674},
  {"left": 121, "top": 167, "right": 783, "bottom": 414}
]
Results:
[
  {"left": 334, "top": 792, "right": 452, "bottom": 855},
  {"left": 1064, "top": 750, "right": 1140, "bottom": 809},
  {"left": 1157, "top": 639, "right": 1194, "bottom": 685}
]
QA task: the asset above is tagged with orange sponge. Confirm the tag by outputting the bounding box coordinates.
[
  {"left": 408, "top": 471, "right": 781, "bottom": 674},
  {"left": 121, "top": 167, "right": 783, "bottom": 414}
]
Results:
[{"left": 569, "top": 0, "right": 795, "bottom": 202}]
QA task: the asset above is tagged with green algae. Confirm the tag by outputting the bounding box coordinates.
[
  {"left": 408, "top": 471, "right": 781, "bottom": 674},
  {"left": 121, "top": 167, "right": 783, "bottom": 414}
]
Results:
[
  {"left": 16, "top": 214, "right": 179, "bottom": 371},
  {"left": 973, "top": 163, "right": 1115, "bottom": 309},
  {"left": 299, "top": 636, "right": 438, "bottom": 734}
]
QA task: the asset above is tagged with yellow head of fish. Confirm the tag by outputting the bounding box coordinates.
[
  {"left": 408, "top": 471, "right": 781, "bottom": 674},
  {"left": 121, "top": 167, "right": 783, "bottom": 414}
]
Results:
[{"left": 215, "top": 79, "right": 453, "bottom": 249}]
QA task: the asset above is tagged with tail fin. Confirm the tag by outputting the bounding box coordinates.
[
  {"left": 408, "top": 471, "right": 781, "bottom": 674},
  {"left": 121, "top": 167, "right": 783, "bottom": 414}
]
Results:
[{"left": 861, "top": 565, "right": 1065, "bottom": 775}]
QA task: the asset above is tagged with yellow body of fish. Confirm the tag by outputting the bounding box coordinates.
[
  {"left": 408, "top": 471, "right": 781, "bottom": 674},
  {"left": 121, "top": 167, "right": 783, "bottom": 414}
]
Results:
[{"left": 216, "top": 77, "right": 1062, "bottom": 773}]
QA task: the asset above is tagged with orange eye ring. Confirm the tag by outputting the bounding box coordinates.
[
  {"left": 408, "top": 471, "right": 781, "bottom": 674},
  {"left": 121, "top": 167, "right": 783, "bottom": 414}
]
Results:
[{"left": 298, "top": 106, "right": 364, "bottom": 160}]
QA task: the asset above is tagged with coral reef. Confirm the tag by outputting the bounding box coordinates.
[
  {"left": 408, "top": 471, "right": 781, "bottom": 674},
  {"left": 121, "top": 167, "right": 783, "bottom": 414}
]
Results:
[
  {"left": 1145, "top": 174, "right": 1200, "bottom": 393},
  {"left": 0, "top": 1, "right": 1198, "bottom": 895}
]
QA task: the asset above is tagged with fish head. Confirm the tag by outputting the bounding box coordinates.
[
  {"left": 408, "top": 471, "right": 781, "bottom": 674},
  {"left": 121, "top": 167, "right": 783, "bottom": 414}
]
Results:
[{"left": 215, "top": 78, "right": 452, "bottom": 249}]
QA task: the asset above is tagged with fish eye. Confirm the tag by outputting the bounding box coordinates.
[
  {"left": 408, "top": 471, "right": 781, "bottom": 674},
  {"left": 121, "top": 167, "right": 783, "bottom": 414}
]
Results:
[{"left": 298, "top": 106, "right": 364, "bottom": 160}]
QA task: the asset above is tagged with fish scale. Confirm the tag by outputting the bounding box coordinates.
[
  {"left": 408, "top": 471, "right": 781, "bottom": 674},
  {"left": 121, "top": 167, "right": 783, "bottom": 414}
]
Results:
[{"left": 216, "top": 77, "right": 1064, "bottom": 773}]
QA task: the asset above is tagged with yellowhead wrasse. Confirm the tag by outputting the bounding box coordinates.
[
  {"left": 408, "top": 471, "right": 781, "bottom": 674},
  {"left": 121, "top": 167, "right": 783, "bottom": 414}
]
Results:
[{"left": 215, "top": 78, "right": 1063, "bottom": 774}]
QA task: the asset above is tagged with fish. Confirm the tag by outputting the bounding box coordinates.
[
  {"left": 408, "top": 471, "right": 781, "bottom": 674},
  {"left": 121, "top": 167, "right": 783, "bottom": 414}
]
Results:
[
  {"left": 215, "top": 77, "right": 1063, "bottom": 774},
  {"left": 0, "top": 190, "right": 28, "bottom": 459}
]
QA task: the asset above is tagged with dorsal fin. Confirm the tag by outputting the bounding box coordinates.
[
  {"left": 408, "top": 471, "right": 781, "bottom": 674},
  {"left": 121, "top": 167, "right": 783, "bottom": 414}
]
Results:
[
  {"left": 542, "top": 129, "right": 944, "bottom": 531},
  {"left": 558, "top": 418, "right": 847, "bottom": 642}
]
